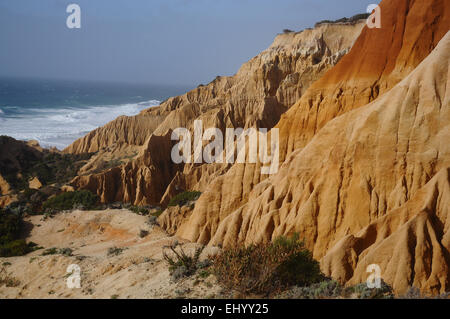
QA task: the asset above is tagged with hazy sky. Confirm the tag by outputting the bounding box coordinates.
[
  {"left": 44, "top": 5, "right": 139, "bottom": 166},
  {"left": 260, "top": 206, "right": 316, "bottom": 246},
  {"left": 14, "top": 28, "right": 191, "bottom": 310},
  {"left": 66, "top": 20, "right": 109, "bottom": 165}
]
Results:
[{"left": 0, "top": 0, "right": 374, "bottom": 86}]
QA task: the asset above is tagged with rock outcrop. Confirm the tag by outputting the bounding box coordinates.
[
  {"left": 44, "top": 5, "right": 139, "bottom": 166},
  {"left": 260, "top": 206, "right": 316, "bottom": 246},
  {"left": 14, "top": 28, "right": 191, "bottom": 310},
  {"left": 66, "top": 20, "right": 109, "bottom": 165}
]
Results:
[
  {"left": 0, "top": 174, "right": 11, "bottom": 196},
  {"left": 0, "top": 136, "right": 44, "bottom": 208},
  {"left": 71, "top": 132, "right": 178, "bottom": 204},
  {"left": 158, "top": 205, "right": 195, "bottom": 236},
  {"left": 322, "top": 167, "right": 450, "bottom": 294},
  {"left": 28, "top": 177, "right": 43, "bottom": 190},
  {"left": 0, "top": 174, "right": 15, "bottom": 207}
]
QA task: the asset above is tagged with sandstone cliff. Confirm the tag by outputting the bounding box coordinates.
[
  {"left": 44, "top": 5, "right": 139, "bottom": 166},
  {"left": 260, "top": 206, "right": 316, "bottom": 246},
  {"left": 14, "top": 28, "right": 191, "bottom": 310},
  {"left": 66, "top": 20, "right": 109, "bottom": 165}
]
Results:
[
  {"left": 175, "top": 0, "right": 450, "bottom": 294},
  {"left": 175, "top": 0, "right": 450, "bottom": 243},
  {"left": 63, "top": 0, "right": 450, "bottom": 295},
  {"left": 67, "top": 22, "right": 364, "bottom": 155},
  {"left": 67, "top": 21, "right": 366, "bottom": 205}
]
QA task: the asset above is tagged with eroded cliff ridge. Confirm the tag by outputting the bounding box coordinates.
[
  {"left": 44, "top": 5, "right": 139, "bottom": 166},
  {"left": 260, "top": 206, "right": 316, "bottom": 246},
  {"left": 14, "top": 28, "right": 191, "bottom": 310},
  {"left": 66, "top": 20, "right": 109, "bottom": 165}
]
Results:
[
  {"left": 174, "top": 0, "right": 450, "bottom": 294},
  {"left": 180, "top": 32, "right": 450, "bottom": 294}
]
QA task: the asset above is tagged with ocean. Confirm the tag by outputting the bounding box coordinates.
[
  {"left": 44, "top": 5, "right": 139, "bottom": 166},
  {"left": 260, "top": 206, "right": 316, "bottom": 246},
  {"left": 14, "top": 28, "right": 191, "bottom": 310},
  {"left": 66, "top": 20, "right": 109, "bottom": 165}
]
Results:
[{"left": 0, "top": 77, "right": 189, "bottom": 150}]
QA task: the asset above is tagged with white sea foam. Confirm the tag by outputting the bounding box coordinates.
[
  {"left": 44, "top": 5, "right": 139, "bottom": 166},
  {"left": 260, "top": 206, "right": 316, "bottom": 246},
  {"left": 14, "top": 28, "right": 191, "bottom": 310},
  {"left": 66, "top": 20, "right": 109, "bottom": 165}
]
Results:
[{"left": 0, "top": 100, "right": 160, "bottom": 149}]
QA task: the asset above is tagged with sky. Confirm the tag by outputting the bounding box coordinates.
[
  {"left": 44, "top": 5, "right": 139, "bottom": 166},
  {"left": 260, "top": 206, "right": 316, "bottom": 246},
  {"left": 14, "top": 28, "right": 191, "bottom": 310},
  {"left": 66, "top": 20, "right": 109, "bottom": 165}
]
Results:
[{"left": 0, "top": 0, "right": 375, "bottom": 86}]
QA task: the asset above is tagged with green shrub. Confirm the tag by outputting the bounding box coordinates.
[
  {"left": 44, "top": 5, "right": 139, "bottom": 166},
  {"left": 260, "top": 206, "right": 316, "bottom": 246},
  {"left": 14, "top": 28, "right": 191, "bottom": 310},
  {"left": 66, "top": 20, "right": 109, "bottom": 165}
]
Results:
[
  {"left": 344, "top": 280, "right": 394, "bottom": 299},
  {"left": 163, "top": 244, "right": 205, "bottom": 280},
  {"left": 151, "top": 209, "right": 164, "bottom": 218},
  {"left": 198, "top": 269, "right": 211, "bottom": 279},
  {"left": 129, "top": 206, "right": 149, "bottom": 215},
  {"left": 34, "top": 152, "right": 93, "bottom": 185},
  {"left": 0, "top": 210, "right": 34, "bottom": 257},
  {"left": 42, "top": 190, "right": 99, "bottom": 212},
  {"left": 0, "top": 211, "right": 22, "bottom": 244},
  {"left": 0, "top": 266, "right": 21, "bottom": 287},
  {"left": 212, "top": 234, "right": 325, "bottom": 296},
  {"left": 139, "top": 230, "right": 149, "bottom": 238},
  {"left": 59, "top": 248, "right": 73, "bottom": 257},
  {"left": 3, "top": 202, "right": 32, "bottom": 216},
  {"left": 107, "top": 246, "right": 125, "bottom": 257},
  {"left": 400, "top": 287, "right": 450, "bottom": 299},
  {"left": 349, "top": 13, "right": 371, "bottom": 21},
  {"left": 41, "top": 247, "right": 58, "bottom": 256},
  {"left": 168, "top": 191, "right": 201, "bottom": 207},
  {"left": 41, "top": 247, "right": 73, "bottom": 256},
  {"left": 278, "top": 280, "right": 396, "bottom": 299},
  {"left": 315, "top": 13, "right": 370, "bottom": 27},
  {"left": 0, "top": 239, "right": 33, "bottom": 257},
  {"left": 270, "top": 234, "right": 323, "bottom": 287},
  {"left": 278, "top": 280, "right": 343, "bottom": 299}
]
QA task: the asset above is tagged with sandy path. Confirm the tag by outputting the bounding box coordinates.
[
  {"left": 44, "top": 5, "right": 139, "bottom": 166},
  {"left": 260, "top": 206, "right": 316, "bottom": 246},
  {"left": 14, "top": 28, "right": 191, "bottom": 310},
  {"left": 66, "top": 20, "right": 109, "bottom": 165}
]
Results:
[{"left": 0, "top": 209, "right": 224, "bottom": 299}]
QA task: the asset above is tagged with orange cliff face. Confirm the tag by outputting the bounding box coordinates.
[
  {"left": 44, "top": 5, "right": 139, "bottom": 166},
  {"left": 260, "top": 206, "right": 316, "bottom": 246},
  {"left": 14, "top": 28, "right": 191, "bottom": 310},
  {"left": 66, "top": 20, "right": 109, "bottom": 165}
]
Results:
[
  {"left": 278, "top": 0, "right": 450, "bottom": 160},
  {"left": 173, "top": 0, "right": 450, "bottom": 294},
  {"left": 178, "top": 32, "right": 450, "bottom": 292}
]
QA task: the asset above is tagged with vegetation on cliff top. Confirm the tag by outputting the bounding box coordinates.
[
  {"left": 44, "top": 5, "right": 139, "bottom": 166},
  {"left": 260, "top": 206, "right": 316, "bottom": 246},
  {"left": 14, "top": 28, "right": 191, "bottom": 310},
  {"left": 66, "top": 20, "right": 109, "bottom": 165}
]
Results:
[
  {"left": 314, "top": 13, "right": 370, "bottom": 27},
  {"left": 168, "top": 191, "right": 202, "bottom": 207},
  {"left": 41, "top": 190, "right": 99, "bottom": 213}
]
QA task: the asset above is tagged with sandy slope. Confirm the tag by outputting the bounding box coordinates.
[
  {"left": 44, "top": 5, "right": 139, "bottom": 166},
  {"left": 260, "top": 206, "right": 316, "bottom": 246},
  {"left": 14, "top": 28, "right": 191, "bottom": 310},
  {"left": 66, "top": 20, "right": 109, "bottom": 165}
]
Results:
[{"left": 0, "top": 209, "right": 224, "bottom": 299}]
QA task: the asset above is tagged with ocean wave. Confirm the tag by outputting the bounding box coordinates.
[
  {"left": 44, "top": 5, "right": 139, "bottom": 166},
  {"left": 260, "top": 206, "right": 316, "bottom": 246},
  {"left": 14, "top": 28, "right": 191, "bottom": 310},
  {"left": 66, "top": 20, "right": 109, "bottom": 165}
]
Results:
[
  {"left": 0, "top": 99, "right": 160, "bottom": 149},
  {"left": 47, "top": 100, "right": 160, "bottom": 124}
]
